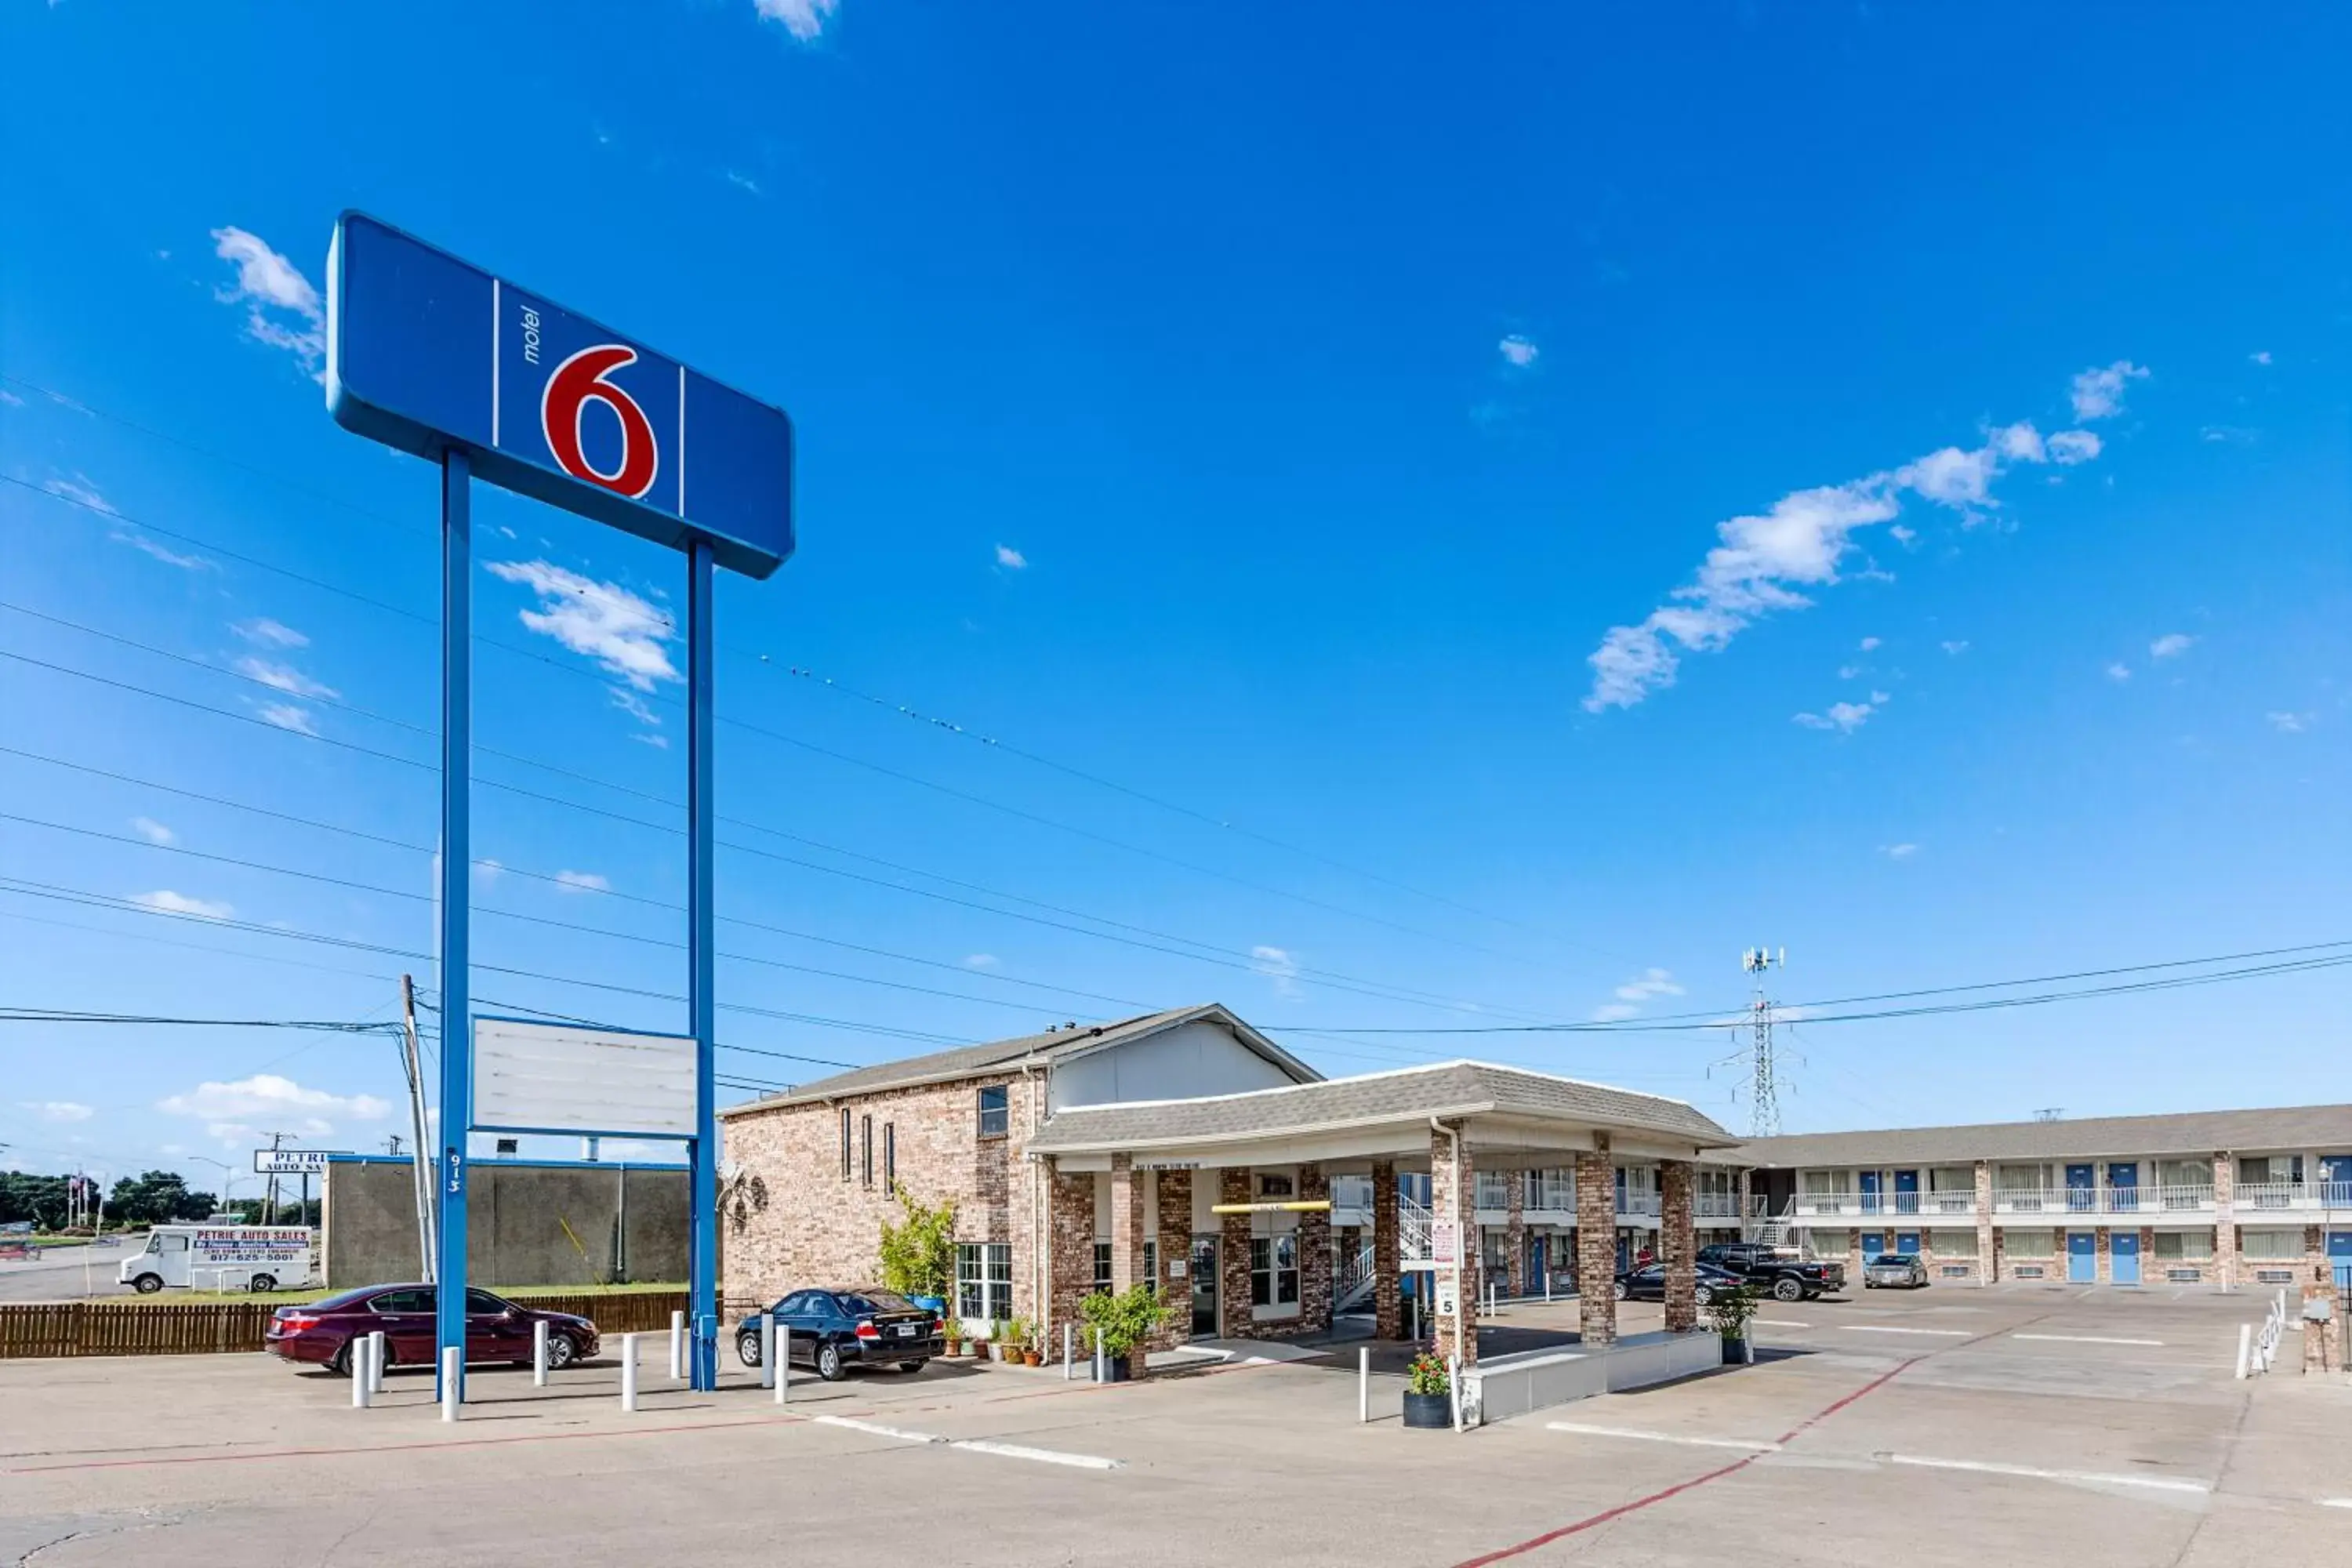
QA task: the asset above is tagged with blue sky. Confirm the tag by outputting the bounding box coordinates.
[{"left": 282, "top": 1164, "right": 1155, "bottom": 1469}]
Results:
[{"left": 4, "top": 2, "right": 2347, "bottom": 1191}]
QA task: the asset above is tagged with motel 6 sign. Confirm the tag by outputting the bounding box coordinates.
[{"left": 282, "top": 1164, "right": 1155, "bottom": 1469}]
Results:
[{"left": 326, "top": 211, "right": 794, "bottom": 578}]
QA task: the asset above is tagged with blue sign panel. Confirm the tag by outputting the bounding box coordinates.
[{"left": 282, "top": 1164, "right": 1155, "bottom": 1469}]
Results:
[{"left": 325, "top": 212, "right": 793, "bottom": 579}]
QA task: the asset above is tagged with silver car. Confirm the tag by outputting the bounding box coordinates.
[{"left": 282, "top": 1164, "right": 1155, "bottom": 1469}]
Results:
[{"left": 1864, "top": 1253, "right": 1929, "bottom": 1289}]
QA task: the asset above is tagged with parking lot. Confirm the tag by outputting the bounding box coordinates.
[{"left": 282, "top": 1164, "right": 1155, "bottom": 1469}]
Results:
[{"left": 3, "top": 1284, "right": 2347, "bottom": 1566}]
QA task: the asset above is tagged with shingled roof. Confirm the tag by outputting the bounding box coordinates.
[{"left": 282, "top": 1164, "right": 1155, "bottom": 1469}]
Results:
[
  {"left": 1024, "top": 1059, "right": 1738, "bottom": 1155},
  {"left": 1731, "top": 1102, "right": 2352, "bottom": 1168},
  {"left": 717, "top": 1003, "right": 1316, "bottom": 1116}
]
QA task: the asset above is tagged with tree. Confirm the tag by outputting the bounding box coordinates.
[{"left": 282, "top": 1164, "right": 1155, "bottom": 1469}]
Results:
[
  {"left": 107, "top": 1171, "right": 213, "bottom": 1226},
  {"left": 876, "top": 1189, "right": 957, "bottom": 1302},
  {"left": 0, "top": 1172, "right": 71, "bottom": 1229}
]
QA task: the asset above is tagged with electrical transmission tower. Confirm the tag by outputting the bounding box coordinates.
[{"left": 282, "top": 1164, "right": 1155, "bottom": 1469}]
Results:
[{"left": 1742, "top": 946, "right": 1784, "bottom": 1137}]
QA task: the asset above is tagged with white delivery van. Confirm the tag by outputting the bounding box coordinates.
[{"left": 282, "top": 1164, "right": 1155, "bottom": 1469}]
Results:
[{"left": 119, "top": 1225, "right": 315, "bottom": 1294}]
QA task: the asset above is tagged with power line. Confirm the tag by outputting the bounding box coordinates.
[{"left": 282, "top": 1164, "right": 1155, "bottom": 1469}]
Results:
[{"left": 0, "top": 1007, "right": 403, "bottom": 1034}]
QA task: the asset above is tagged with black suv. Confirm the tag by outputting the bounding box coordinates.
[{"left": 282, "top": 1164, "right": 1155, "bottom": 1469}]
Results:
[{"left": 1697, "top": 1242, "right": 1846, "bottom": 1302}]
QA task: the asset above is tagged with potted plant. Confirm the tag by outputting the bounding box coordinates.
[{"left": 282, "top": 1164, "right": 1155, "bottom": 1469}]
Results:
[
  {"left": 1000, "top": 1316, "right": 1033, "bottom": 1367},
  {"left": 1704, "top": 1283, "right": 1759, "bottom": 1365},
  {"left": 1078, "top": 1283, "right": 1174, "bottom": 1382},
  {"left": 988, "top": 1317, "right": 1014, "bottom": 1363},
  {"left": 942, "top": 1319, "right": 964, "bottom": 1358},
  {"left": 1402, "top": 1352, "right": 1453, "bottom": 1428}
]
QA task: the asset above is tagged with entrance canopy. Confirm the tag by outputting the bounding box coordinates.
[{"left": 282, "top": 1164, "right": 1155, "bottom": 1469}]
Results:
[{"left": 1026, "top": 1059, "right": 1740, "bottom": 1171}]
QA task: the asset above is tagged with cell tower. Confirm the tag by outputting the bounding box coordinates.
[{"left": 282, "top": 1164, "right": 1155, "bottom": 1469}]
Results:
[{"left": 1741, "top": 946, "right": 1784, "bottom": 1138}]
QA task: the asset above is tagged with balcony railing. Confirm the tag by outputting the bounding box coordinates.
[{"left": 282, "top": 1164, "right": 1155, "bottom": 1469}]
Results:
[
  {"left": 1618, "top": 1192, "right": 1662, "bottom": 1218},
  {"left": 2234, "top": 1181, "right": 2352, "bottom": 1211},
  {"left": 1526, "top": 1174, "right": 1576, "bottom": 1211},
  {"left": 1695, "top": 1192, "right": 1740, "bottom": 1219},
  {"left": 1473, "top": 1174, "right": 1512, "bottom": 1210},
  {"left": 1995, "top": 1185, "right": 2214, "bottom": 1213},
  {"left": 1330, "top": 1176, "right": 1374, "bottom": 1214}
]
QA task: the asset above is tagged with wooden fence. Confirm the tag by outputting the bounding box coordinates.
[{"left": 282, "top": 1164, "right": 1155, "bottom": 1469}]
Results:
[{"left": 0, "top": 1288, "right": 690, "bottom": 1359}]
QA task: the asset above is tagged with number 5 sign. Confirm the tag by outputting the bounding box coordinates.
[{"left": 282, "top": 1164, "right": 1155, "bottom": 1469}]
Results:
[{"left": 326, "top": 212, "right": 793, "bottom": 578}]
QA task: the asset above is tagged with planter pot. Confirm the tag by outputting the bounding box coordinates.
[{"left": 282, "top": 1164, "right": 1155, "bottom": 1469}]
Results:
[
  {"left": 1022, "top": 1350, "right": 1042, "bottom": 1367},
  {"left": 1099, "top": 1354, "right": 1133, "bottom": 1383},
  {"left": 1401, "top": 1390, "right": 1453, "bottom": 1428},
  {"left": 1721, "top": 1335, "right": 1754, "bottom": 1366}
]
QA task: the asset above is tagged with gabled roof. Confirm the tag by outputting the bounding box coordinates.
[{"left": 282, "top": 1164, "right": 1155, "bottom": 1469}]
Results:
[
  {"left": 717, "top": 1003, "right": 1319, "bottom": 1116},
  {"left": 1732, "top": 1102, "right": 2352, "bottom": 1168},
  {"left": 1024, "top": 1058, "right": 1738, "bottom": 1155}
]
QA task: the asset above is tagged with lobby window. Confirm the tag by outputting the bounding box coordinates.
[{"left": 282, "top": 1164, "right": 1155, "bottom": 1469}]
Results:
[
  {"left": 1249, "top": 1234, "right": 1299, "bottom": 1309},
  {"left": 977, "top": 1085, "right": 1009, "bottom": 1139},
  {"left": 956, "top": 1243, "right": 1011, "bottom": 1322},
  {"left": 1093, "top": 1242, "right": 1112, "bottom": 1295}
]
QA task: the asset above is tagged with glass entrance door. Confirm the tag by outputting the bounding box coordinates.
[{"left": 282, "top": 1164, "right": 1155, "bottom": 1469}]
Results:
[{"left": 1189, "top": 1236, "right": 1218, "bottom": 1338}]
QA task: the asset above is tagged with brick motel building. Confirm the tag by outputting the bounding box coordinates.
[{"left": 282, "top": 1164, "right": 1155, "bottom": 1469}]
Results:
[{"left": 719, "top": 1004, "right": 1740, "bottom": 1368}]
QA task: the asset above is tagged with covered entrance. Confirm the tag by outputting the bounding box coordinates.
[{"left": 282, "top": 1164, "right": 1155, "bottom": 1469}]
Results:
[{"left": 1190, "top": 1235, "right": 1219, "bottom": 1336}]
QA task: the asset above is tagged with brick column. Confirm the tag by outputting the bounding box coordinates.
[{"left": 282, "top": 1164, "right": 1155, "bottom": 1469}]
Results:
[
  {"left": 2214, "top": 1152, "right": 2237, "bottom": 1290},
  {"left": 1974, "top": 1160, "right": 1995, "bottom": 1285},
  {"left": 1371, "top": 1159, "right": 1403, "bottom": 1340},
  {"left": 1429, "top": 1122, "right": 1477, "bottom": 1365},
  {"left": 1154, "top": 1168, "right": 1192, "bottom": 1350},
  {"left": 1505, "top": 1171, "right": 1528, "bottom": 1297},
  {"left": 1045, "top": 1164, "right": 1094, "bottom": 1353},
  {"left": 1219, "top": 1167, "right": 1254, "bottom": 1341},
  {"left": 2094, "top": 1225, "right": 2111, "bottom": 1283},
  {"left": 1109, "top": 1154, "right": 1145, "bottom": 1294},
  {"left": 1660, "top": 1159, "right": 1697, "bottom": 1333},
  {"left": 1575, "top": 1140, "right": 1617, "bottom": 1347},
  {"left": 1300, "top": 1162, "right": 1333, "bottom": 1333},
  {"left": 1736, "top": 1167, "right": 1752, "bottom": 1233}
]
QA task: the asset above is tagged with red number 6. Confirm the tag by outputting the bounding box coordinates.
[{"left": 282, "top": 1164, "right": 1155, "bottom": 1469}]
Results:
[{"left": 542, "top": 344, "right": 659, "bottom": 499}]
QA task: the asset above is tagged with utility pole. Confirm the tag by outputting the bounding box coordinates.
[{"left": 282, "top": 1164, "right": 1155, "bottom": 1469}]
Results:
[
  {"left": 263, "top": 1131, "right": 287, "bottom": 1225},
  {"left": 387, "top": 1134, "right": 405, "bottom": 1156},
  {"left": 400, "top": 975, "right": 437, "bottom": 1281},
  {"left": 1742, "top": 947, "right": 1784, "bottom": 1138}
]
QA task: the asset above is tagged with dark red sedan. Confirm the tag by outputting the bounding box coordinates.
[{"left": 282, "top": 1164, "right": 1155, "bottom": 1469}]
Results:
[{"left": 264, "top": 1284, "right": 599, "bottom": 1376}]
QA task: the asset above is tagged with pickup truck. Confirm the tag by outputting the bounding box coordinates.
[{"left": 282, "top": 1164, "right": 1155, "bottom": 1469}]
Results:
[{"left": 1697, "top": 1242, "right": 1846, "bottom": 1302}]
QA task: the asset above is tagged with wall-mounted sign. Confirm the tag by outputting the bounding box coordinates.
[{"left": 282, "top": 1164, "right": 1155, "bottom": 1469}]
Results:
[
  {"left": 1434, "top": 1276, "right": 1459, "bottom": 1318},
  {"left": 472, "top": 1018, "right": 697, "bottom": 1139},
  {"left": 1432, "top": 1218, "right": 1459, "bottom": 1266},
  {"left": 1138, "top": 1161, "right": 1201, "bottom": 1171}
]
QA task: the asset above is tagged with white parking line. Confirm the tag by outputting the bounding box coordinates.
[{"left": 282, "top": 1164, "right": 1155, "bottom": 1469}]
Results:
[
  {"left": 813, "top": 1414, "right": 1121, "bottom": 1470},
  {"left": 2320, "top": 1499, "right": 2352, "bottom": 1510},
  {"left": 2012, "top": 1334, "right": 2165, "bottom": 1347},
  {"left": 952, "top": 1439, "right": 1123, "bottom": 1470},
  {"left": 1545, "top": 1421, "right": 1780, "bottom": 1453},
  {"left": 812, "top": 1415, "right": 943, "bottom": 1445},
  {"left": 1752, "top": 1319, "right": 1811, "bottom": 1329},
  {"left": 1839, "top": 1326, "right": 1969, "bottom": 1337},
  {"left": 1884, "top": 1454, "right": 2207, "bottom": 1494}
]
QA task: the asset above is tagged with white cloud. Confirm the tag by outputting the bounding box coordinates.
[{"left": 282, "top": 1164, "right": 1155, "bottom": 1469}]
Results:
[
  {"left": 2267, "top": 711, "right": 2309, "bottom": 734},
  {"left": 1837, "top": 664, "right": 1862, "bottom": 680},
  {"left": 0, "top": 388, "right": 21, "bottom": 407},
  {"left": 130, "top": 816, "right": 175, "bottom": 845},
  {"left": 608, "top": 685, "right": 663, "bottom": 730},
  {"left": 113, "top": 530, "right": 215, "bottom": 571},
  {"left": 20, "top": 1101, "right": 93, "bottom": 1123},
  {"left": 995, "top": 544, "right": 1027, "bottom": 570},
  {"left": 1612, "top": 968, "right": 1684, "bottom": 1005},
  {"left": 232, "top": 618, "right": 308, "bottom": 648},
  {"left": 210, "top": 226, "right": 325, "bottom": 374},
  {"left": 1497, "top": 334, "right": 1540, "bottom": 368},
  {"left": 1250, "top": 944, "right": 1301, "bottom": 999},
  {"left": 2069, "top": 359, "right": 2148, "bottom": 422},
  {"left": 129, "top": 890, "right": 234, "bottom": 920},
  {"left": 2251, "top": 350, "right": 2272, "bottom": 366},
  {"left": 1588, "top": 1003, "right": 1639, "bottom": 1023},
  {"left": 1858, "top": 637, "right": 1881, "bottom": 652},
  {"left": 42, "top": 474, "right": 115, "bottom": 514},
  {"left": 554, "top": 870, "right": 611, "bottom": 895},
  {"left": 2149, "top": 633, "right": 2194, "bottom": 660},
  {"left": 724, "top": 170, "right": 762, "bottom": 197},
  {"left": 485, "top": 560, "right": 678, "bottom": 690},
  {"left": 234, "top": 657, "right": 339, "bottom": 700},
  {"left": 1584, "top": 365, "right": 2129, "bottom": 711},
  {"left": 753, "top": 0, "right": 838, "bottom": 40},
  {"left": 1880, "top": 843, "right": 1918, "bottom": 860},
  {"left": 253, "top": 702, "right": 318, "bottom": 735},
  {"left": 963, "top": 953, "right": 1000, "bottom": 970},
  {"left": 159, "top": 1073, "right": 390, "bottom": 1127},
  {"left": 1793, "top": 691, "right": 1889, "bottom": 733},
  {"left": 2046, "top": 430, "right": 2100, "bottom": 464},
  {"left": 473, "top": 858, "right": 504, "bottom": 885},
  {"left": 630, "top": 732, "right": 670, "bottom": 750},
  {"left": 1887, "top": 524, "right": 1917, "bottom": 546},
  {"left": 1940, "top": 640, "right": 1969, "bottom": 655},
  {"left": 2106, "top": 662, "right": 2132, "bottom": 682}
]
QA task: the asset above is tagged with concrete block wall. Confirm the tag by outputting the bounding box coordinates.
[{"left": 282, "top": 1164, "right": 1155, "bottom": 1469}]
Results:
[{"left": 323, "top": 1158, "right": 688, "bottom": 1290}]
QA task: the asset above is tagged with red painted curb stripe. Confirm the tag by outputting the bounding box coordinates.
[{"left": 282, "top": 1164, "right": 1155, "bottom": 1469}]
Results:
[{"left": 1447, "top": 1356, "right": 1925, "bottom": 1567}]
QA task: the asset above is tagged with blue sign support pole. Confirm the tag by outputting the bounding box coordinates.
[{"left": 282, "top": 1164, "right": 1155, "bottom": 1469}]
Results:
[
  {"left": 686, "top": 539, "right": 718, "bottom": 1392},
  {"left": 434, "top": 449, "right": 474, "bottom": 1404}
]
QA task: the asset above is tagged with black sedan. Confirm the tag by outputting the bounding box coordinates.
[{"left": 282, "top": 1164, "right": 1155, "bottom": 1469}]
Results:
[
  {"left": 1611, "top": 1261, "right": 1747, "bottom": 1305},
  {"left": 734, "top": 1287, "right": 944, "bottom": 1381}
]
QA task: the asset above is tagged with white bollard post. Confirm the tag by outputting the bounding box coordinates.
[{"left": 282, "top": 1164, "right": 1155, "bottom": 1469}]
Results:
[
  {"left": 533, "top": 1319, "right": 550, "bottom": 1387},
  {"left": 670, "top": 1311, "right": 686, "bottom": 1381},
  {"left": 1545, "top": 1271, "right": 1553, "bottom": 1305},
  {"left": 368, "top": 1331, "right": 386, "bottom": 1394},
  {"left": 2236, "top": 1323, "right": 2252, "bottom": 1379},
  {"left": 351, "top": 1335, "right": 372, "bottom": 1408},
  {"left": 775, "top": 1319, "right": 789, "bottom": 1406},
  {"left": 621, "top": 1334, "right": 640, "bottom": 1412},
  {"left": 1064, "top": 1321, "right": 1075, "bottom": 1381},
  {"left": 1358, "top": 1345, "right": 1370, "bottom": 1424},
  {"left": 440, "top": 1347, "right": 460, "bottom": 1423},
  {"left": 760, "top": 1313, "right": 777, "bottom": 1391},
  {"left": 1094, "top": 1326, "right": 1106, "bottom": 1384},
  {"left": 1448, "top": 1354, "right": 1462, "bottom": 1432}
]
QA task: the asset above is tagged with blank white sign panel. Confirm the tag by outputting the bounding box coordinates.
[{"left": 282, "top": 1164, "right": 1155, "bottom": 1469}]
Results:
[{"left": 472, "top": 1018, "right": 697, "bottom": 1138}]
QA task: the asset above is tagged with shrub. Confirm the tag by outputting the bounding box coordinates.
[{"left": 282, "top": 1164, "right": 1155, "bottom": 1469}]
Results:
[
  {"left": 1406, "top": 1352, "right": 1450, "bottom": 1396},
  {"left": 1703, "top": 1283, "right": 1759, "bottom": 1341},
  {"left": 1078, "top": 1283, "right": 1174, "bottom": 1359}
]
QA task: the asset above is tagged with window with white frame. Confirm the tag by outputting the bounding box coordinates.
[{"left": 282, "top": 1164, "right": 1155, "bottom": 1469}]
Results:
[
  {"left": 2154, "top": 1230, "right": 2213, "bottom": 1261},
  {"left": 1937, "top": 1230, "right": 1978, "bottom": 1258},
  {"left": 2002, "top": 1230, "right": 2056, "bottom": 1258},
  {"left": 1995, "top": 1163, "right": 2044, "bottom": 1192},
  {"left": 1249, "top": 1234, "right": 1299, "bottom": 1309},
  {"left": 2241, "top": 1229, "right": 2303, "bottom": 1259},
  {"left": 956, "top": 1242, "right": 1011, "bottom": 1322},
  {"left": 976, "top": 1085, "right": 1009, "bottom": 1139},
  {"left": 1812, "top": 1228, "right": 1853, "bottom": 1256}
]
